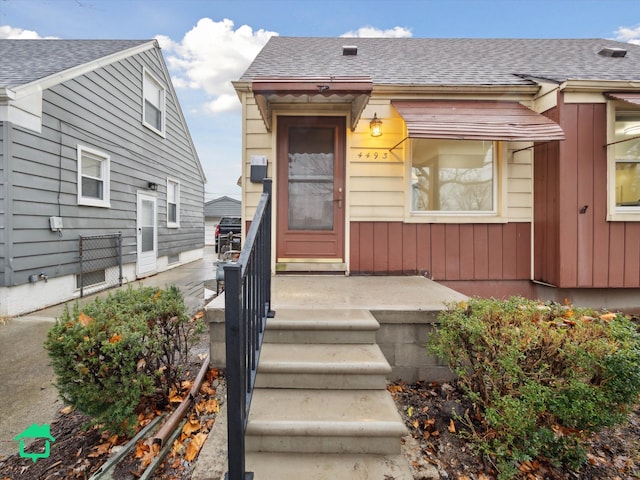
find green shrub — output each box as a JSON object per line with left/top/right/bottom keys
{"left": 429, "top": 296, "right": 640, "bottom": 478}
{"left": 45, "top": 285, "right": 202, "bottom": 435}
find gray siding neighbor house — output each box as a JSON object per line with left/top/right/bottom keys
{"left": 0, "top": 39, "right": 206, "bottom": 316}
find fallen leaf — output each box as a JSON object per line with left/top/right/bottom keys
{"left": 109, "top": 333, "right": 122, "bottom": 344}
{"left": 207, "top": 368, "right": 220, "bottom": 382}
{"left": 448, "top": 419, "right": 456, "bottom": 433}
{"left": 599, "top": 312, "right": 616, "bottom": 322}
{"left": 204, "top": 398, "right": 219, "bottom": 414}
{"left": 88, "top": 442, "right": 112, "bottom": 458}
{"left": 169, "top": 388, "right": 184, "bottom": 403}
{"left": 60, "top": 405, "right": 75, "bottom": 415}
{"left": 136, "top": 440, "right": 160, "bottom": 468}
{"left": 181, "top": 380, "right": 194, "bottom": 392}
{"left": 200, "top": 382, "right": 216, "bottom": 396}
{"left": 171, "top": 438, "right": 185, "bottom": 456}
{"left": 78, "top": 312, "right": 93, "bottom": 326}
{"left": 184, "top": 432, "right": 208, "bottom": 461}
{"left": 137, "top": 358, "right": 147, "bottom": 371}
{"left": 387, "top": 384, "right": 404, "bottom": 394}
{"left": 182, "top": 417, "right": 201, "bottom": 436}
{"left": 407, "top": 406, "right": 414, "bottom": 417}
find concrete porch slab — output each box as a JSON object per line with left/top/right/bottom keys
{"left": 271, "top": 275, "right": 467, "bottom": 311}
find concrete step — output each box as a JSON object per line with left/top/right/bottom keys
{"left": 246, "top": 388, "right": 406, "bottom": 455}
{"left": 256, "top": 343, "right": 391, "bottom": 389}
{"left": 264, "top": 309, "right": 379, "bottom": 344}
{"left": 246, "top": 452, "right": 414, "bottom": 480}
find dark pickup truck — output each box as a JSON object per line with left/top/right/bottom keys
{"left": 214, "top": 216, "right": 241, "bottom": 253}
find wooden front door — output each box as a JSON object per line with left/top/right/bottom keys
{"left": 276, "top": 116, "right": 346, "bottom": 261}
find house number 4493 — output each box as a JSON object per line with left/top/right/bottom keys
{"left": 357, "top": 151, "right": 388, "bottom": 160}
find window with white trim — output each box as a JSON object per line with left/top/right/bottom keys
{"left": 167, "top": 178, "right": 180, "bottom": 227}
{"left": 410, "top": 139, "right": 497, "bottom": 214}
{"left": 143, "top": 69, "right": 165, "bottom": 136}
{"left": 77, "top": 146, "right": 110, "bottom": 207}
{"left": 611, "top": 108, "right": 640, "bottom": 216}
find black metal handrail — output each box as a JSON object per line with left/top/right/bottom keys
{"left": 224, "top": 179, "right": 274, "bottom": 480}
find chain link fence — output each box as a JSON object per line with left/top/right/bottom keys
{"left": 79, "top": 233, "right": 123, "bottom": 297}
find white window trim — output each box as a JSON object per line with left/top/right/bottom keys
{"left": 77, "top": 145, "right": 111, "bottom": 208}
{"left": 142, "top": 67, "right": 166, "bottom": 137}
{"left": 607, "top": 100, "right": 640, "bottom": 221}
{"left": 404, "top": 139, "right": 506, "bottom": 223}
{"left": 167, "top": 178, "right": 180, "bottom": 228}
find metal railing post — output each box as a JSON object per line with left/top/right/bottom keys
{"left": 224, "top": 262, "right": 252, "bottom": 480}
{"left": 223, "top": 178, "right": 272, "bottom": 480}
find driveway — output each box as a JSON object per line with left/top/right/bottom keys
{"left": 0, "top": 247, "right": 217, "bottom": 460}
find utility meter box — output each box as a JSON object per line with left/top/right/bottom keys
{"left": 250, "top": 155, "right": 268, "bottom": 183}
{"left": 49, "top": 216, "right": 63, "bottom": 231}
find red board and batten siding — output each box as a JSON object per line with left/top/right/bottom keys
{"left": 350, "top": 222, "right": 531, "bottom": 280}
{"left": 534, "top": 96, "right": 640, "bottom": 288}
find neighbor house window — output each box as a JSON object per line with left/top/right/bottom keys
{"left": 611, "top": 109, "right": 640, "bottom": 216}
{"left": 411, "top": 139, "right": 497, "bottom": 214}
{"left": 143, "top": 69, "right": 165, "bottom": 136}
{"left": 77, "top": 146, "right": 110, "bottom": 207}
{"left": 167, "top": 178, "right": 180, "bottom": 227}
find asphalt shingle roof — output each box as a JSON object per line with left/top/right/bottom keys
{"left": 240, "top": 37, "right": 640, "bottom": 86}
{"left": 0, "top": 39, "right": 151, "bottom": 88}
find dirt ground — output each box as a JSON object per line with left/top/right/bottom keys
{"left": 1, "top": 376, "right": 638, "bottom": 480}
{"left": 390, "top": 380, "right": 640, "bottom": 480}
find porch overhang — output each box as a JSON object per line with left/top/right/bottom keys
{"left": 606, "top": 92, "right": 640, "bottom": 107}
{"left": 251, "top": 76, "right": 372, "bottom": 132}
{"left": 391, "top": 100, "right": 565, "bottom": 142}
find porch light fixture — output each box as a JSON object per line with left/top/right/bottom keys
{"left": 148, "top": 182, "right": 158, "bottom": 191}
{"left": 370, "top": 113, "right": 382, "bottom": 137}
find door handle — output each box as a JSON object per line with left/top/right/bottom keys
{"left": 333, "top": 188, "right": 343, "bottom": 208}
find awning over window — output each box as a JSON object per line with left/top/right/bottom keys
{"left": 606, "top": 92, "right": 640, "bottom": 107}
{"left": 391, "top": 100, "right": 565, "bottom": 142}
{"left": 252, "top": 76, "right": 372, "bottom": 131}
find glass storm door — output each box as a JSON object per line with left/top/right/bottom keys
{"left": 136, "top": 192, "right": 157, "bottom": 277}
{"left": 276, "top": 116, "right": 345, "bottom": 260}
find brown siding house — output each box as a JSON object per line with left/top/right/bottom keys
{"left": 234, "top": 38, "right": 640, "bottom": 311}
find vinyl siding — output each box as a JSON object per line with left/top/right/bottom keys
{"left": 4, "top": 46, "right": 204, "bottom": 286}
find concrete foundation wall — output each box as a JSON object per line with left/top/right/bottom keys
{"left": 206, "top": 295, "right": 455, "bottom": 384}
{"left": 372, "top": 310, "right": 455, "bottom": 384}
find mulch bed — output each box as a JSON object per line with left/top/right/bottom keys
{"left": 389, "top": 380, "right": 640, "bottom": 480}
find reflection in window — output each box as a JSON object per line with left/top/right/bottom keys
{"left": 411, "top": 139, "right": 495, "bottom": 213}
{"left": 288, "top": 127, "right": 334, "bottom": 230}
{"left": 167, "top": 179, "right": 180, "bottom": 227}
{"left": 614, "top": 111, "right": 640, "bottom": 209}
{"left": 143, "top": 69, "right": 165, "bottom": 135}
{"left": 78, "top": 146, "right": 110, "bottom": 207}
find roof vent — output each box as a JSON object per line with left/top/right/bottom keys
{"left": 342, "top": 45, "right": 358, "bottom": 56}
{"left": 598, "top": 47, "right": 627, "bottom": 58}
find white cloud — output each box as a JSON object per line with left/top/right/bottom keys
{"left": 0, "top": 25, "right": 57, "bottom": 39}
{"left": 341, "top": 26, "right": 413, "bottom": 38}
{"left": 614, "top": 24, "right": 640, "bottom": 45}
{"left": 158, "top": 18, "right": 277, "bottom": 114}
